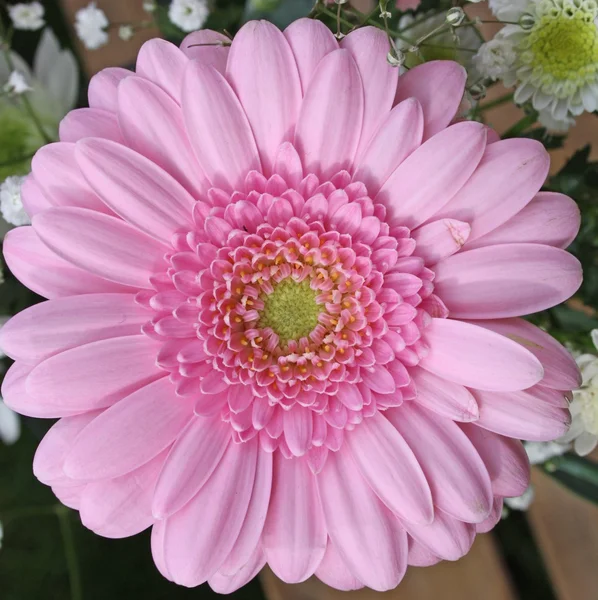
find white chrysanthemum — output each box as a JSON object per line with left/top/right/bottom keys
{"left": 74, "top": 2, "right": 109, "bottom": 50}
{"left": 488, "top": 0, "right": 529, "bottom": 21}
{"left": 485, "top": 0, "right": 598, "bottom": 129}
{"left": 168, "top": 0, "right": 209, "bottom": 33}
{"left": 559, "top": 330, "right": 598, "bottom": 456}
{"left": 3, "top": 70, "right": 31, "bottom": 95}
{"left": 0, "top": 176, "right": 30, "bottom": 226}
{"left": 524, "top": 440, "right": 569, "bottom": 465}
{"left": 0, "top": 398, "right": 21, "bottom": 446}
{"left": 504, "top": 485, "right": 535, "bottom": 511}
{"left": 473, "top": 37, "right": 517, "bottom": 80}
{"left": 8, "top": 2, "right": 45, "bottom": 31}
{"left": 396, "top": 11, "right": 482, "bottom": 77}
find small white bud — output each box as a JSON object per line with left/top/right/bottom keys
{"left": 142, "top": 0, "right": 157, "bottom": 11}
{"left": 380, "top": 10, "right": 392, "bottom": 18}
{"left": 519, "top": 13, "right": 536, "bottom": 30}
{"left": 446, "top": 7, "right": 466, "bottom": 26}
{"left": 387, "top": 48, "right": 405, "bottom": 67}
{"left": 3, "top": 71, "right": 31, "bottom": 95}
{"left": 118, "top": 25, "right": 134, "bottom": 41}
{"left": 334, "top": 0, "right": 349, "bottom": 4}
{"left": 469, "top": 82, "right": 487, "bottom": 101}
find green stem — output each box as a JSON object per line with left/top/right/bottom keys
{"left": 503, "top": 111, "right": 538, "bottom": 138}
{"left": 56, "top": 506, "right": 83, "bottom": 600}
{"left": 479, "top": 92, "right": 515, "bottom": 112}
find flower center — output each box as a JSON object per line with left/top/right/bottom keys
{"left": 258, "top": 278, "right": 322, "bottom": 345}
{"left": 521, "top": 2, "right": 598, "bottom": 91}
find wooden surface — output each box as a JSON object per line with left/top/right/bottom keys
{"left": 57, "top": 2, "right": 598, "bottom": 599}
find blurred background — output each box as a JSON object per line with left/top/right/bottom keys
{"left": 1, "top": 1, "right": 597, "bottom": 599}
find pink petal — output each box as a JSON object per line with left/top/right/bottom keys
{"left": 218, "top": 449, "right": 272, "bottom": 576}
{"left": 346, "top": 412, "right": 433, "bottom": 524}
{"left": 395, "top": 60, "right": 466, "bottom": 140}
{"left": 76, "top": 138, "right": 196, "bottom": 241}
{"left": 64, "top": 377, "right": 193, "bottom": 480}
{"left": 182, "top": 62, "right": 261, "bottom": 191}
{"left": 473, "top": 388, "right": 571, "bottom": 441}
{"left": 387, "top": 404, "right": 493, "bottom": 523}
{"left": 475, "top": 498, "right": 503, "bottom": 533}
{"left": 315, "top": 541, "right": 363, "bottom": 591}
{"left": 284, "top": 18, "right": 337, "bottom": 94}
{"left": 3, "top": 227, "right": 134, "bottom": 299}
{"left": 117, "top": 76, "right": 208, "bottom": 198}
{"left": 26, "top": 336, "right": 162, "bottom": 414}
{"left": 467, "top": 192, "right": 581, "bottom": 250}
{"left": 162, "top": 439, "right": 257, "bottom": 587}
{"left": 226, "top": 20, "right": 302, "bottom": 175}
{"left": 33, "top": 207, "right": 169, "bottom": 288}
{"left": 0, "top": 293, "right": 146, "bottom": 363}
{"left": 407, "top": 538, "right": 442, "bottom": 567}
{"left": 179, "top": 30, "right": 230, "bottom": 73}
{"left": 472, "top": 318, "right": 581, "bottom": 390}
{"left": 412, "top": 218, "right": 471, "bottom": 265}
{"left": 294, "top": 49, "right": 364, "bottom": 180}
{"left": 421, "top": 318, "right": 544, "bottom": 392}
{"left": 433, "top": 244, "right": 582, "bottom": 319}
{"left": 80, "top": 450, "right": 166, "bottom": 538}
{"left": 435, "top": 139, "right": 550, "bottom": 243}
{"left": 20, "top": 174, "right": 51, "bottom": 217}
{"left": 136, "top": 38, "right": 188, "bottom": 103}
{"left": 53, "top": 483, "right": 87, "bottom": 510}
{"left": 318, "top": 448, "right": 408, "bottom": 591}
{"left": 273, "top": 142, "right": 304, "bottom": 189}
{"left": 208, "top": 547, "right": 266, "bottom": 594}
{"left": 283, "top": 407, "right": 313, "bottom": 457}
{"left": 353, "top": 98, "right": 423, "bottom": 196}
{"left": 361, "top": 364, "right": 396, "bottom": 394}
{"left": 263, "top": 453, "right": 327, "bottom": 583}
{"left": 376, "top": 122, "right": 487, "bottom": 229}
{"left": 411, "top": 368, "right": 479, "bottom": 422}
{"left": 341, "top": 27, "right": 398, "bottom": 157}
{"left": 152, "top": 415, "right": 231, "bottom": 518}
{"left": 88, "top": 67, "right": 131, "bottom": 112}
{"left": 59, "top": 108, "right": 123, "bottom": 143}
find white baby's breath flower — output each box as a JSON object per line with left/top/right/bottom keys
{"left": 0, "top": 176, "right": 30, "bottom": 227}
{"left": 118, "top": 25, "right": 134, "bottom": 41}
{"left": 558, "top": 330, "right": 598, "bottom": 456}
{"left": 504, "top": 485, "right": 535, "bottom": 511}
{"left": 8, "top": 2, "right": 45, "bottom": 31}
{"left": 0, "top": 398, "right": 21, "bottom": 445}
{"left": 143, "top": 0, "right": 157, "bottom": 12}
{"left": 168, "top": 0, "right": 209, "bottom": 33}
{"left": 75, "top": 2, "right": 109, "bottom": 50}
{"left": 485, "top": 0, "right": 598, "bottom": 130}
{"left": 473, "top": 37, "right": 517, "bottom": 81}
{"left": 524, "top": 440, "right": 569, "bottom": 465}
{"left": 3, "top": 70, "right": 32, "bottom": 95}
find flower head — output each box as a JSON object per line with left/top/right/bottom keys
{"left": 0, "top": 176, "right": 30, "bottom": 226}
{"left": 472, "top": 37, "right": 517, "bottom": 81}
{"left": 168, "top": 0, "right": 209, "bottom": 32}
{"left": 481, "top": 0, "right": 598, "bottom": 128}
{"left": 8, "top": 2, "right": 45, "bottom": 31}
{"left": 1, "top": 21, "right": 582, "bottom": 593}
{"left": 74, "top": 2, "right": 109, "bottom": 50}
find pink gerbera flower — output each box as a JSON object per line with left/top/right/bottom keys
{"left": 0, "top": 19, "right": 582, "bottom": 593}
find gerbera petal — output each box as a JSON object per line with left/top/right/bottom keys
{"left": 0, "top": 293, "right": 147, "bottom": 362}
{"left": 26, "top": 335, "right": 163, "bottom": 414}
{"left": 136, "top": 39, "right": 188, "bottom": 103}
{"left": 151, "top": 522, "right": 172, "bottom": 581}
{"left": 433, "top": 244, "right": 582, "bottom": 319}
{"left": 20, "top": 174, "right": 51, "bottom": 216}
{"left": 467, "top": 192, "right": 581, "bottom": 250}
{"left": 436, "top": 139, "right": 550, "bottom": 242}
{"left": 353, "top": 98, "right": 423, "bottom": 195}
{"left": 394, "top": 60, "right": 467, "bottom": 140}
{"left": 387, "top": 404, "right": 493, "bottom": 523}
{"left": 341, "top": 27, "right": 398, "bottom": 157}
{"left": 182, "top": 62, "right": 261, "bottom": 191}
{"left": 208, "top": 547, "right": 266, "bottom": 594}
{"left": 411, "top": 368, "right": 479, "bottom": 422}
{"left": 88, "top": 67, "right": 131, "bottom": 112}
{"left": 346, "top": 412, "right": 434, "bottom": 524}
{"left": 284, "top": 18, "right": 337, "bottom": 94}
{"left": 475, "top": 498, "right": 503, "bottom": 534}
{"left": 33, "top": 207, "right": 169, "bottom": 288}
{"left": 318, "top": 448, "right": 408, "bottom": 591}
{"left": 179, "top": 30, "right": 230, "bottom": 73}
{"left": 76, "top": 138, "right": 196, "bottom": 241}
{"left": 376, "top": 121, "right": 487, "bottom": 229}
{"left": 421, "top": 318, "right": 543, "bottom": 392}
{"left": 407, "top": 538, "right": 442, "bottom": 567}
{"left": 80, "top": 451, "right": 166, "bottom": 539}
{"left": 117, "top": 76, "right": 208, "bottom": 198}
{"left": 412, "top": 218, "right": 471, "bottom": 265}
{"left": 3, "top": 227, "right": 134, "bottom": 298}
{"left": 294, "top": 49, "right": 364, "bottom": 180}
{"left": 226, "top": 20, "right": 302, "bottom": 175}
{"left": 162, "top": 439, "right": 257, "bottom": 587}
{"left": 152, "top": 415, "right": 231, "bottom": 518}
{"left": 472, "top": 318, "right": 581, "bottom": 390}
{"left": 283, "top": 406, "right": 313, "bottom": 457}
{"left": 263, "top": 453, "right": 327, "bottom": 583}
{"left": 64, "top": 376, "right": 193, "bottom": 480}
{"left": 59, "top": 108, "right": 123, "bottom": 143}
{"left": 52, "top": 483, "right": 87, "bottom": 510}
{"left": 315, "top": 540, "right": 364, "bottom": 591}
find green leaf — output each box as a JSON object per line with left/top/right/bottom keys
{"left": 244, "top": 0, "right": 315, "bottom": 28}
{"left": 543, "top": 454, "right": 598, "bottom": 505}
